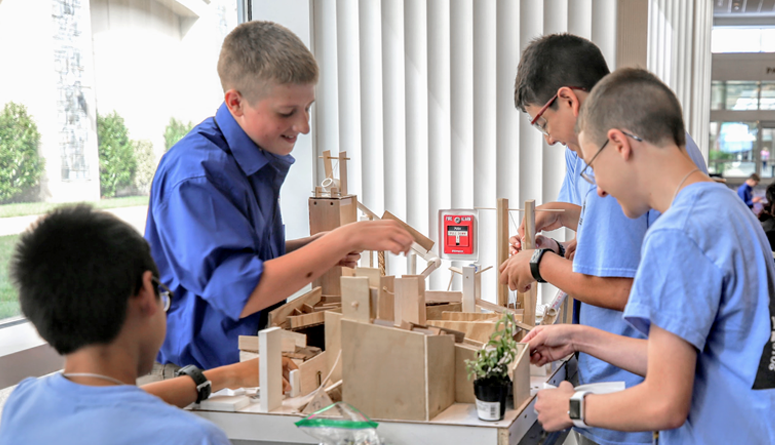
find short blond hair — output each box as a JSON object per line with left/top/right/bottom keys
{"left": 217, "top": 21, "right": 318, "bottom": 101}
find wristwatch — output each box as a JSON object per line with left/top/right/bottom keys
{"left": 530, "top": 248, "right": 553, "bottom": 283}
{"left": 568, "top": 390, "right": 590, "bottom": 428}
{"left": 552, "top": 238, "right": 566, "bottom": 258}
{"left": 176, "top": 365, "right": 212, "bottom": 403}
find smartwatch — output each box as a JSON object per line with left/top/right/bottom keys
{"left": 530, "top": 248, "right": 553, "bottom": 283}
{"left": 569, "top": 390, "right": 590, "bottom": 428}
{"left": 176, "top": 365, "right": 212, "bottom": 403}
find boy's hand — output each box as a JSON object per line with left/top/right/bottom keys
{"left": 510, "top": 234, "right": 557, "bottom": 255}
{"left": 535, "top": 381, "right": 574, "bottom": 431}
{"left": 498, "top": 249, "right": 535, "bottom": 292}
{"left": 517, "top": 203, "right": 567, "bottom": 242}
{"left": 337, "top": 252, "right": 362, "bottom": 268}
{"left": 341, "top": 220, "right": 413, "bottom": 255}
{"left": 229, "top": 357, "right": 298, "bottom": 393}
{"left": 564, "top": 238, "right": 577, "bottom": 260}
{"left": 522, "top": 324, "right": 577, "bottom": 366}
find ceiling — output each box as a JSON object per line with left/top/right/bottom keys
{"left": 714, "top": 0, "right": 775, "bottom": 25}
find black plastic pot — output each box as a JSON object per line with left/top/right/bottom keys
{"left": 473, "top": 378, "right": 509, "bottom": 421}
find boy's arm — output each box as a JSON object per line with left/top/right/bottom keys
{"left": 142, "top": 358, "right": 297, "bottom": 408}
{"left": 511, "top": 202, "right": 582, "bottom": 252}
{"left": 535, "top": 325, "right": 696, "bottom": 432}
{"left": 240, "top": 221, "right": 412, "bottom": 318}
{"left": 499, "top": 252, "right": 632, "bottom": 310}
{"left": 285, "top": 232, "right": 325, "bottom": 253}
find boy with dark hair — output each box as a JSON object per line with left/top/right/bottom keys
{"left": 737, "top": 172, "right": 762, "bottom": 209}
{"left": 526, "top": 67, "right": 775, "bottom": 444}
{"left": 500, "top": 33, "right": 707, "bottom": 445}
{"left": 145, "top": 20, "right": 413, "bottom": 373}
{"left": 0, "top": 205, "right": 295, "bottom": 444}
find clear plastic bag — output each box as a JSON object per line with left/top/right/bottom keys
{"left": 295, "top": 402, "right": 383, "bottom": 445}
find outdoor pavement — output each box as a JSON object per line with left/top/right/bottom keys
{"left": 0, "top": 206, "right": 149, "bottom": 237}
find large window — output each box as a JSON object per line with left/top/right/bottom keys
{"left": 712, "top": 27, "right": 775, "bottom": 53}
{"left": 710, "top": 81, "right": 775, "bottom": 111}
{"left": 0, "top": 0, "right": 239, "bottom": 324}
{"left": 709, "top": 121, "right": 758, "bottom": 177}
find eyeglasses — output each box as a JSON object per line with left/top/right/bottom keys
{"left": 580, "top": 131, "right": 643, "bottom": 185}
{"left": 151, "top": 277, "right": 173, "bottom": 312}
{"left": 529, "top": 86, "right": 587, "bottom": 136}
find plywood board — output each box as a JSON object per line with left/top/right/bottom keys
{"left": 425, "top": 303, "right": 462, "bottom": 321}
{"left": 442, "top": 312, "right": 499, "bottom": 321}
{"left": 298, "top": 351, "right": 327, "bottom": 397}
{"left": 394, "top": 276, "right": 425, "bottom": 325}
{"left": 377, "top": 275, "right": 395, "bottom": 321}
{"left": 340, "top": 276, "right": 371, "bottom": 322}
{"left": 454, "top": 343, "right": 479, "bottom": 403}
{"left": 381, "top": 210, "right": 435, "bottom": 252}
{"left": 426, "top": 320, "right": 496, "bottom": 344}
{"left": 354, "top": 267, "right": 381, "bottom": 287}
{"left": 425, "top": 334, "right": 456, "bottom": 420}
{"left": 258, "top": 327, "right": 283, "bottom": 412}
{"left": 425, "top": 290, "right": 462, "bottom": 304}
{"left": 324, "top": 311, "right": 343, "bottom": 382}
{"left": 511, "top": 343, "right": 531, "bottom": 410}
{"left": 268, "top": 287, "right": 322, "bottom": 328}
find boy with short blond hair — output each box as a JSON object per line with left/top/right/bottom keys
{"left": 145, "top": 21, "right": 412, "bottom": 372}
{"left": 526, "top": 67, "right": 775, "bottom": 444}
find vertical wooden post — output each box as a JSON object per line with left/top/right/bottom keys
{"left": 322, "top": 150, "right": 333, "bottom": 179}
{"left": 496, "top": 198, "right": 509, "bottom": 307}
{"left": 522, "top": 200, "right": 537, "bottom": 326}
{"left": 462, "top": 266, "right": 476, "bottom": 313}
{"left": 338, "top": 151, "right": 348, "bottom": 195}
{"left": 259, "top": 327, "right": 283, "bottom": 412}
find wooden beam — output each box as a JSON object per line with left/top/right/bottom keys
{"left": 425, "top": 290, "right": 462, "bottom": 304}
{"left": 496, "top": 198, "right": 509, "bottom": 306}
{"left": 258, "top": 327, "right": 283, "bottom": 412}
{"left": 381, "top": 210, "right": 435, "bottom": 252}
{"left": 338, "top": 151, "right": 348, "bottom": 195}
{"left": 442, "top": 312, "right": 498, "bottom": 321}
{"left": 462, "top": 266, "right": 476, "bottom": 313}
{"left": 377, "top": 275, "right": 395, "bottom": 321}
{"left": 321, "top": 149, "right": 333, "bottom": 179}
{"left": 425, "top": 302, "right": 462, "bottom": 321}
{"left": 426, "top": 320, "right": 497, "bottom": 344}
{"left": 521, "top": 200, "right": 537, "bottom": 326}
{"left": 288, "top": 311, "right": 325, "bottom": 329}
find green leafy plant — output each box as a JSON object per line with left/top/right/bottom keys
{"left": 164, "top": 117, "right": 194, "bottom": 151}
{"left": 466, "top": 313, "right": 520, "bottom": 383}
{"left": 132, "top": 139, "right": 157, "bottom": 195}
{"left": 0, "top": 102, "right": 45, "bottom": 203}
{"left": 97, "top": 111, "right": 137, "bottom": 198}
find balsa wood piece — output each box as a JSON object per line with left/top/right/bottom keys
{"left": 341, "top": 276, "right": 371, "bottom": 322}
{"left": 198, "top": 394, "right": 251, "bottom": 412}
{"left": 426, "top": 320, "right": 496, "bottom": 344}
{"left": 338, "top": 151, "right": 348, "bottom": 195}
{"left": 442, "top": 312, "right": 498, "bottom": 321}
{"left": 462, "top": 266, "right": 476, "bottom": 313}
{"left": 381, "top": 210, "right": 435, "bottom": 252}
{"left": 258, "top": 327, "right": 283, "bottom": 413}
{"left": 288, "top": 311, "right": 325, "bottom": 329}
{"left": 321, "top": 149, "right": 333, "bottom": 179}
{"left": 519, "top": 199, "right": 537, "bottom": 326}
{"left": 309, "top": 196, "right": 358, "bottom": 295}
{"left": 377, "top": 275, "right": 395, "bottom": 321}
{"left": 354, "top": 267, "right": 381, "bottom": 287}
{"left": 394, "top": 276, "right": 426, "bottom": 325}
{"left": 239, "top": 331, "right": 306, "bottom": 354}
{"left": 289, "top": 369, "right": 300, "bottom": 398}
{"left": 268, "top": 286, "right": 322, "bottom": 327}
{"left": 425, "top": 290, "right": 462, "bottom": 304}
{"left": 510, "top": 343, "right": 531, "bottom": 410}
{"left": 324, "top": 311, "right": 343, "bottom": 382}
{"left": 425, "top": 302, "right": 462, "bottom": 320}
{"left": 454, "top": 343, "right": 479, "bottom": 403}
{"left": 341, "top": 319, "right": 455, "bottom": 421}
{"left": 496, "top": 198, "right": 509, "bottom": 307}
{"left": 298, "top": 351, "right": 327, "bottom": 397}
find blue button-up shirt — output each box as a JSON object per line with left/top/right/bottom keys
{"left": 737, "top": 182, "right": 754, "bottom": 208}
{"left": 145, "top": 103, "right": 294, "bottom": 369}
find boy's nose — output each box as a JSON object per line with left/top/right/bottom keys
{"left": 295, "top": 113, "right": 311, "bottom": 134}
{"left": 544, "top": 134, "right": 557, "bottom": 146}
{"left": 597, "top": 186, "right": 608, "bottom": 198}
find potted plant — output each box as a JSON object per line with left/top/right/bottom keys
{"left": 465, "top": 313, "right": 519, "bottom": 421}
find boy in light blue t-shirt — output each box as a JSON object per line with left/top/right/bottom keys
{"left": 525, "top": 68, "right": 775, "bottom": 444}
{"left": 0, "top": 205, "right": 295, "bottom": 444}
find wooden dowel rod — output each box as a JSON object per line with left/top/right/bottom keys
{"left": 474, "top": 207, "right": 565, "bottom": 212}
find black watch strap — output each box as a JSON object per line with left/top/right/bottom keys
{"left": 552, "top": 238, "right": 566, "bottom": 258}
{"left": 530, "top": 248, "right": 552, "bottom": 283}
{"left": 176, "top": 365, "right": 211, "bottom": 403}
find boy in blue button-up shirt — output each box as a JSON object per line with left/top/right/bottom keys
{"left": 145, "top": 21, "right": 413, "bottom": 371}
{"left": 526, "top": 67, "right": 775, "bottom": 445}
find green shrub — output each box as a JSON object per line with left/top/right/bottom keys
{"left": 97, "top": 111, "right": 137, "bottom": 197}
{"left": 0, "top": 102, "right": 45, "bottom": 203}
{"left": 133, "top": 139, "right": 157, "bottom": 195}
{"left": 164, "top": 117, "right": 194, "bottom": 151}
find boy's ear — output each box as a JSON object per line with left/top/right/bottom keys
{"left": 558, "top": 87, "right": 583, "bottom": 117}
{"left": 133, "top": 270, "right": 159, "bottom": 317}
{"left": 224, "top": 89, "right": 245, "bottom": 117}
{"left": 608, "top": 129, "right": 633, "bottom": 161}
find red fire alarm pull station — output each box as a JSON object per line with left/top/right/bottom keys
{"left": 438, "top": 209, "right": 479, "bottom": 261}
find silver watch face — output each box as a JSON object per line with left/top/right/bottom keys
{"left": 531, "top": 248, "right": 543, "bottom": 263}
{"left": 569, "top": 398, "right": 582, "bottom": 420}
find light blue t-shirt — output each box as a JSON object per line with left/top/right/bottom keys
{"left": 0, "top": 373, "right": 230, "bottom": 445}
{"left": 624, "top": 182, "right": 775, "bottom": 444}
{"left": 556, "top": 133, "right": 707, "bottom": 445}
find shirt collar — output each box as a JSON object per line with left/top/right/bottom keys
{"left": 215, "top": 102, "right": 295, "bottom": 177}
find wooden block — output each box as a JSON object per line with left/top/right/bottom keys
{"left": 442, "top": 312, "right": 498, "bottom": 321}
{"left": 425, "top": 302, "right": 462, "bottom": 320}
{"left": 239, "top": 331, "right": 306, "bottom": 354}
{"left": 320, "top": 295, "right": 341, "bottom": 304}
{"left": 511, "top": 343, "right": 531, "bottom": 410}
{"left": 281, "top": 336, "right": 297, "bottom": 352}
{"left": 381, "top": 210, "right": 435, "bottom": 252}
{"left": 309, "top": 196, "right": 358, "bottom": 295}
{"left": 268, "top": 286, "right": 322, "bottom": 327}
{"left": 301, "top": 303, "right": 315, "bottom": 313}
{"left": 496, "top": 198, "right": 509, "bottom": 306}
{"left": 454, "top": 343, "right": 479, "bottom": 403}
{"left": 395, "top": 276, "right": 426, "bottom": 325}
{"left": 377, "top": 275, "right": 395, "bottom": 321}
{"left": 341, "top": 276, "right": 372, "bottom": 322}
{"left": 426, "top": 320, "right": 497, "bottom": 344}
{"left": 425, "top": 290, "right": 462, "bottom": 304}
{"left": 288, "top": 311, "right": 325, "bottom": 329}
{"left": 462, "top": 266, "right": 476, "bottom": 313}
{"left": 239, "top": 351, "right": 259, "bottom": 362}
{"left": 341, "top": 319, "right": 454, "bottom": 421}
{"left": 298, "top": 350, "right": 328, "bottom": 397}
{"left": 354, "top": 267, "right": 382, "bottom": 287}
{"left": 289, "top": 369, "right": 300, "bottom": 398}
{"left": 238, "top": 335, "right": 259, "bottom": 353}
{"left": 259, "top": 327, "right": 283, "bottom": 412}
{"left": 324, "top": 311, "right": 343, "bottom": 382}
{"left": 198, "top": 394, "right": 251, "bottom": 412}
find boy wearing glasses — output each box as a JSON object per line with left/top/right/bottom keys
{"left": 0, "top": 205, "right": 296, "bottom": 444}
{"left": 526, "top": 67, "right": 775, "bottom": 445}
{"left": 144, "top": 21, "right": 413, "bottom": 374}
{"left": 499, "top": 34, "right": 706, "bottom": 445}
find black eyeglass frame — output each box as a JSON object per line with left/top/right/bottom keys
{"left": 580, "top": 131, "right": 643, "bottom": 185}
